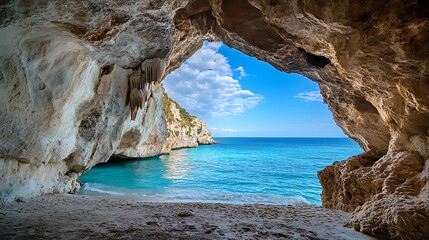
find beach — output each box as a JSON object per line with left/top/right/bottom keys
{"left": 0, "top": 194, "right": 375, "bottom": 240}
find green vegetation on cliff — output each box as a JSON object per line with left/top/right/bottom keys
{"left": 162, "top": 92, "right": 196, "bottom": 136}
{"left": 162, "top": 92, "right": 175, "bottom": 123}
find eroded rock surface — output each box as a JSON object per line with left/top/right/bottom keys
{"left": 0, "top": 0, "right": 181, "bottom": 203}
{"left": 0, "top": 0, "right": 428, "bottom": 238}
{"left": 319, "top": 151, "right": 428, "bottom": 239}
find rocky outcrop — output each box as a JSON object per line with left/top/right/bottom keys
{"left": 0, "top": 0, "right": 427, "bottom": 238}
{"left": 113, "top": 91, "right": 215, "bottom": 158}
{"left": 318, "top": 151, "right": 428, "bottom": 239}
{"left": 161, "top": 93, "right": 215, "bottom": 153}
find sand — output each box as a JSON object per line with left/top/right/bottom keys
{"left": 0, "top": 194, "right": 376, "bottom": 240}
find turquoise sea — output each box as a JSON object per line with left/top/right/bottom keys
{"left": 79, "top": 137, "right": 362, "bottom": 205}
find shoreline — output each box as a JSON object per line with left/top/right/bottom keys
{"left": 0, "top": 194, "right": 375, "bottom": 240}
{"left": 109, "top": 140, "right": 216, "bottom": 162}
{"left": 77, "top": 183, "right": 313, "bottom": 205}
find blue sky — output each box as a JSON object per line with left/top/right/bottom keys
{"left": 163, "top": 42, "right": 346, "bottom": 137}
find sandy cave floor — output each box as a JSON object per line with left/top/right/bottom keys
{"left": 0, "top": 194, "right": 376, "bottom": 240}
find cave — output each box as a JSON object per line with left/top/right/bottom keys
{"left": 78, "top": 40, "right": 359, "bottom": 210}
{"left": 0, "top": 0, "right": 428, "bottom": 239}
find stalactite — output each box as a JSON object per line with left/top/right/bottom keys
{"left": 142, "top": 58, "right": 166, "bottom": 84}
{"left": 130, "top": 88, "right": 144, "bottom": 120}
{"left": 129, "top": 67, "right": 142, "bottom": 89}
{"left": 128, "top": 58, "right": 165, "bottom": 120}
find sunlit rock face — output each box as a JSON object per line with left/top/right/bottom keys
{"left": 0, "top": 0, "right": 428, "bottom": 238}
{"left": 160, "top": 93, "right": 215, "bottom": 154}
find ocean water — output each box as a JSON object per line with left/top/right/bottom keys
{"left": 78, "top": 137, "right": 362, "bottom": 205}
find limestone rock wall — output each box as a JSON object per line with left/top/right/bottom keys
{"left": 0, "top": 24, "right": 131, "bottom": 202}
{"left": 160, "top": 93, "right": 215, "bottom": 153}
{"left": 112, "top": 83, "right": 169, "bottom": 159}
{"left": 0, "top": 0, "right": 184, "bottom": 203}
{"left": 0, "top": 0, "right": 428, "bottom": 238}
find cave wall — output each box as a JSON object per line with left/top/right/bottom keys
{"left": 204, "top": 1, "right": 428, "bottom": 238}
{"left": 0, "top": 0, "right": 183, "bottom": 203}
{"left": 0, "top": 0, "right": 428, "bottom": 238}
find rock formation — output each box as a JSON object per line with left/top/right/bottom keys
{"left": 160, "top": 93, "right": 215, "bottom": 153}
{"left": 129, "top": 58, "right": 165, "bottom": 120}
{"left": 113, "top": 91, "right": 215, "bottom": 158}
{"left": 0, "top": 0, "right": 427, "bottom": 238}
{"left": 112, "top": 82, "right": 169, "bottom": 159}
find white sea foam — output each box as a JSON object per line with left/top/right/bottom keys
{"left": 150, "top": 189, "right": 309, "bottom": 205}
{"left": 80, "top": 183, "right": 127, "bottom": 196}
{"left": 80, "top": 183, "right": 309, "bottom": 205}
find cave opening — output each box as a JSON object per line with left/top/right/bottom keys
{"left": 78, "top": 41, "right": 363, "bottom": 205}
{"left": 76, "top": 0, "right": 379, "bottom": 207}
{"left": 0, "top": 0, "right": 426, "bottom": 238}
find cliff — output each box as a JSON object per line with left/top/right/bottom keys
{"left": 161, "top": 93, "right": 215, "bottom": 153}
{"left": 112, "top": 91, "right": 215, "bottom": 159}
{"left": 0, "top": 0, "right": 427, "bottom": 238}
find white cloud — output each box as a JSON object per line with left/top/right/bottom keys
{"left": 295, "top": 91, "right": 323, "bottom": 102}
{"left": 163, "top": 42, "right": 263, "bottom": 118}
{"left": 210, "top": 127, "right": 243, "bottom": 133}
{"left": 235, "top": 66, "right": 247, "bottom": 79}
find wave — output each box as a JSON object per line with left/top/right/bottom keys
{"left": 80, "top": 183, "right": 309, "bottom": 205}
{"left": 80, "top": 183, "right": 127, "bottom": 196}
